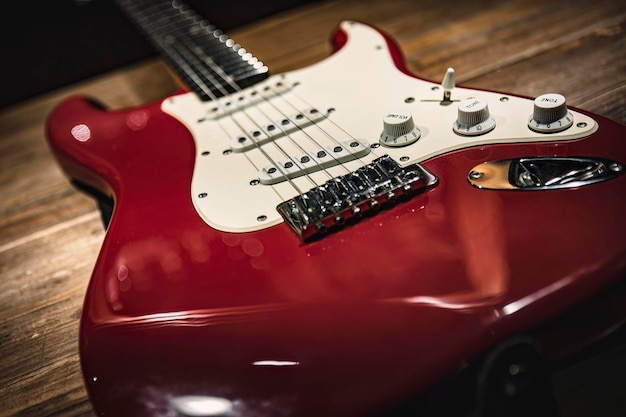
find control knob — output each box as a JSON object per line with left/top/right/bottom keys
{"left": 528, "top": 93, "right": 573, "bottom": 133}
{"left": 379, "top": 112, "right": 421, "bottom": 147}
{"left": 453, "top": 97, "right": 496, "bottom": 136}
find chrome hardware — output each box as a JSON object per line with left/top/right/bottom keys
{"left": 468, "top": 170, "right": 484, "bottom": 180}
{"left": 277, "top": 155, "right": 438, "bottom": 240}
{"left": 468, "top": 157, "right": 624, "bottom": 190}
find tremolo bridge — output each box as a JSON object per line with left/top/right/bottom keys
{"left": 277, "top": 155, "right": 438, "bottom": 240}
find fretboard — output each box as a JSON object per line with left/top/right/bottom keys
{"left": 115, "top": 0, "right": 269, "bottom": 101}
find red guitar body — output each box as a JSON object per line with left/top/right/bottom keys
{"left": 46, "top": 19, "right": 626, "bottom": 417}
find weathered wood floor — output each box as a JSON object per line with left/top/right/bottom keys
{"left": 1, "top": 0, "right": 624, "bottom": 415}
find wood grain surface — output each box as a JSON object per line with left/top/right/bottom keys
{"left": 1, "top": 0, "right": 624, "bottom": 416}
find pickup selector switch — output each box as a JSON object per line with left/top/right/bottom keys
{"left": 453, "top": 97, "right": 496, "bottom": 136}
{"left": 528, "top": 93, "right": 573, "bottom": 133}
{"left": 380, "top": 112, "right": 421, "bottom": 147}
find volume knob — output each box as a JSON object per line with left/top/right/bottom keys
{"left": 453, "top": 97, "right": 496, "bottom": 136}
{"left": 528, "top": 93, "right": 573, "bottom": 133}
{"left": 380, "top": 112, "right": 421, "bottom": 147}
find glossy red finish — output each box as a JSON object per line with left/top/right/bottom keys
{"left": 46, "top": 24, "right": 626, "bottom": 417}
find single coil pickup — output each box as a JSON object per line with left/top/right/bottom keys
{"left": 230, "top": 108, "right": 327, "bottom": 152}
{"left": 276, "top": 155, "right": 438, "bottom": 241}
{"left": 258, "top": 140, "right": 370, "bottom": 185}
{"left": 200, "top": 81, "right": 291, "bottom": 121}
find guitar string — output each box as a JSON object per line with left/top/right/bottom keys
{"left": 173, "top": 33, "right": 364, "bottom": 186}
{"left": 134, "top": 1, "right": 321, "bottom": 195}
{"left": 128, "top": 0, "right": 383, "bottom": 199}
{"left": 120, "top": 1, "right": 249, "bottom": 92}
{"left": 260, "top": 84, "right": 386, "bottom": 171}
{"left": 157, "top": 0, "right": 374, "bottom": 184}
{"left": 125, "top": 1, "right": 310, "bottom": 195}
{"left": 161, "top": 0, "right": 388, "bottom": 175}
{"left": 131, "top": 0, "right": 367, "bottom": 185}
{"left": 174, "top": 32, "right": 380, "bottom": 187}
{"left": 193, "top": 49, "right": 368, "bottom": 186}
{"left": 170, "top": 40, "right": 318, "bottom": 193}
{"left": 256, "top": 83, "right": 381, "bottom": 172}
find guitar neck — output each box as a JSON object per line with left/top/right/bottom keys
{"left": 115, "top": 0, "right": 269, "bottom": 100}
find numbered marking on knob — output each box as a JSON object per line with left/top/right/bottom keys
{"left": 528, "top": 93, "right": 573, "bottom": 133}
{"left": 380, "top": 112, "right": 421, "bottom": 147}
{"left": 453, "top": 98, "right": 496, "bottom": 136}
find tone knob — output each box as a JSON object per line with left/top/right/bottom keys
{"left": 528, "top": 93, "right": 573, "bottom": 133}
{"left": 453, "top": 97, "right": 496, "bottom": 136}
{"left": 379, "top": 112, "right": 421, "bottom": 147}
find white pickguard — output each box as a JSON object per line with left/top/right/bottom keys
{"left": 162, "top": 21, "right": 597, "bottom": 234}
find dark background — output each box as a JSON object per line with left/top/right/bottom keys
{"left": 1, "top": 0, "right": 314, "bottom": 109}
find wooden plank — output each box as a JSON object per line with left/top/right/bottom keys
{"left": 0, "top": 219, "right": 102, "bottom": 417}
{"left": 467, "top": 20, "right": 626, "bottom": 123}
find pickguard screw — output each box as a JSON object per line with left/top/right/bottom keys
{"left": 577, "top": 122, "right": 587, "bottom": 128}
{"left": 405, "top": 97, "right": 415, "bottom": 103}
{"left": 223, "top": 149, "right": 232, "bottom": 155}
{"left": 257, "top": 215, "right": 267, "bottom": 222}
{"left": 500, "top": 96, "right": 509, "bottom": 102}
{"left": 400, "top": 156, "right": 409, "bottom": 162}
{"left": 469, "top": 171, "right": 484, "bottom": 180}
{"left": 198, "top": 193, "right": 208, "bottom": 198}
{"left": 250, "top": 179, "right": 260, "bottom": 186}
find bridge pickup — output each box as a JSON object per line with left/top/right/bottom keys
{"left": 230, "top": 107, "right": 327, "bottom": 152}
{"left": 276, "top": 155, "right": 438, "bottom": 241}
{"left": 259, "top": 140, "right": 370, "bottom": 185}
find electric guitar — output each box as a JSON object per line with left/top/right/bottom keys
{"left": 46, "top": 1, "right": 626, "bottom": 416}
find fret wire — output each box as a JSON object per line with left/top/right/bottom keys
{"left": 117, "top": 0, "right": 267, "bottom": 99}
{"left": 162, "top": 45, "right": 221, "bottom": 100}
{"left": 130, "top": 3, "right": 236, "bottom": 60}
{"left": 181, "top": 41, "right": 243, "bottom": 92}
{"left": 119, "top": 0, "right": 236, "bottom": 100}
{"left": 173, "top": 40, "right": 234, "bottom": 97}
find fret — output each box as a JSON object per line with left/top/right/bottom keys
{"left": 130, "top": 2, "right": 257, "bottom": 75}
{"left": 169, "top": 40, "right": 237, "bottom": 98}
{"left": 115, "top": 0, "right": 269, "bottom": 100}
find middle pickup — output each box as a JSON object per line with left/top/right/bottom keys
{"left": 229, "top": 108, "right": 328, "bottom": 152}
{"left": 258, "top": 139, "right": 371, "bottom": 185}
